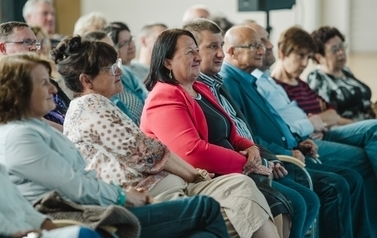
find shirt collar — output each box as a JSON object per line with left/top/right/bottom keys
{"left": 223, "top": 61, "right": 257, "bottom": 85}
{"left": 199, "top": 72, "right": 223, "bottom": 86}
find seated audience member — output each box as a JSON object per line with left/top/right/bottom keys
{"left": 56, "top": 34, "right": 278, "bottom": 238}
{"left": 137, "top": 28, "right": 280, "bottom": 238}
{"left": 22, "top": 0, "right": 61, "bottom": 48}
{"left": 83, "top": 30, "right": 142, "bottom": 123}
{"left": 0, "top": 52, "right": 230, "bottom": 238}
{"left": 73, "top": 12, "right": 108, "bottom": 36}
{"left": 103, "top": 22, "right": 149, "bottom": 93}
{"left": 308, "top": 26, "right": 376, "bottom": 121}
{"left": 183, "top": 18, "right": 319, "bottom": 238}
{"left": 30, "top": 25, "right": 74, "bottom": 99}
{"left": 140, "top": 25, "right": 291, "bottom": 238}
{"left": 182, "top": 4, "right": 210, "bottom": 24}
{"left": 270, "top": 26, "right": 377, "bottom": 186}
{"left": 0, "top": 21, "right": 69, "bottom": 130}
{"left": 135, "top": 23, "right": 168, "bottom": 83}
{"left": 82, "top": 29, "right": 145, "bottom": 123}
{"left": 218, "top": 24, "right": 371, "bottom": 238}
{"left": 0, "top": 163, "right": 101, "bottom": 238}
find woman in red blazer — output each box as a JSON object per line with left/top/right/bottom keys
{"left": 141, "top": 37, "right": 270, "bottom": 177}
{"left": 140, "top": 28, "right": 280, "bottom": 238}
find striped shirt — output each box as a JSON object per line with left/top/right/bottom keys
{"left": 275, "top": 78, "right": 334, "bottom": 115}
{"left": 198, "top": 73, "right": 254, "bottom": 142}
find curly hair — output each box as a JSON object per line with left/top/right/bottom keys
{"left": 50, "top": 35, "right": 117, "bottom": 94}
{"left": 0, "top": 53, "right": 52, "bottom": 123}
{"left": 278, "top": 26, "right": 316, "bottom": 56}
{"left": 311, "top": 26, "right": 345, "bottom": 63}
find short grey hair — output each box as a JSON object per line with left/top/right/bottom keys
{"left": 22, "top": 0, "right": 53, "bottom": 21}
{"left": 0, "top": 21, "right": 30, "bottom": 42}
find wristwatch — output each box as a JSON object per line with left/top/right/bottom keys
{"left": 194, "top": 169, "right": 209, "bottom": 183}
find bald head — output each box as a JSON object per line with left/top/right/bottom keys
{"left": 224, "top": 26, "right": 265, "bottom": 73}
{"left": 224, "top": 26, "right": 257, "bottom": 51}
{"left": 182, "top": 5, "right": 210, "bottom": 24}
{"left": 240, "top": 21, "right": 275, "bottom": 70}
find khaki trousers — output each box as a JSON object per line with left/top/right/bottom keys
{"left": 150, "top": 173, "right": 272, "bottom": 238}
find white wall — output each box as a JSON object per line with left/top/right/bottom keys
{"left": 81, "top": 0, "right": 319, "bottom": 51}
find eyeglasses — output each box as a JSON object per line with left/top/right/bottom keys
{"left": 328, "top": 42, "right": 347, "bottom": 54}
{"left": 234, "top": 43, "right": 266, "bottom": 51}
{"left": 116, "top": 36, "right": 133, "bottom": 49}
{"left": 5, "top": 39, "right": 41, "bottom": 50}
{"left": 102, "top": 58, "right": 123, "bottom": 76}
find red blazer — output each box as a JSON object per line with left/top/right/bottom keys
{"left": 140, "top": 81, "right": 254, "bottom": 174}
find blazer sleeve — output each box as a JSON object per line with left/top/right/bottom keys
{"left": 141, "top": 88, "right": 247, "bottom": 175}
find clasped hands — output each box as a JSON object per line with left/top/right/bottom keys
{"left": 239, "top": 145, "right": 287, "bottom": 179}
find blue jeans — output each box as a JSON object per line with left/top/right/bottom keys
{"left": 316, "top": 120, "right": 377, "bottom": 237}
{"left": 292, "top": 160, "right": 371, "bottom": 238}
{"left": 129, "top": 195, "right": 229, "bottom": 238}
{"left": 323, "top": 119, "right": 377, "bottom": 177}
{"left": 274, "top": 168, "right": 320, "bottom": 238}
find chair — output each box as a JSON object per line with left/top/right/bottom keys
{"left": 276, "top": 155, "right": 318, "bottom": 238}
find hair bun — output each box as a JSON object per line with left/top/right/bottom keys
{"left": 51, "top": 36, "right": 83, "bottom": 64}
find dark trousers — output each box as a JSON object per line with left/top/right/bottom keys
{"left": 275, "top": 169, "right": 320, "bottom": 238}
{"left": 288, "top": 159, "right": 371, "bottom": 238}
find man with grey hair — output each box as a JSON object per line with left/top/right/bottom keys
{"left": 183, "top": 18, "right": 320, "bottom": 238}
{"left": 23, "top": 0, "right": 55, "bottom": 36}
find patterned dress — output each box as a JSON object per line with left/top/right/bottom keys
{"left": 64, "top": 93, "right": 169, "bottom": 191}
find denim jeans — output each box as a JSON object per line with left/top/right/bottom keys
{"left": 315, "top": 120, "right": 377, "bottom": 237}
{"left": 323, "top": 119, "right": 377, "bottom": 175}
{"left": 129, "top": 195, "right": 229, "bottom": 238}
{"left": 274, "top": 167, "right": 320, "bottom": 238}
{"left": 291, "top": 160, "right": 371, "bottom": 238}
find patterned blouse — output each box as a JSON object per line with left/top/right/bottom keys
{"left": 307, "top": 68, "right": 375, "bottom": 120}
{"left": 64, "top": 93, "right": 169, "bottom": 191}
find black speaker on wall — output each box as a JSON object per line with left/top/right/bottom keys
{"left": 238, "top": 0, "right": 296, "bottom": 12}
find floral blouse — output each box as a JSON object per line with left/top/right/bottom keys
{"left": 64, "top": 93, "right": 169, "bottom": 191}
{"left": 307, "top": 68, "right": 375, "bottom": 121}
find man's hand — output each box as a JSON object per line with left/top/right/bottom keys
{"left": 292, "top": 150, "right": 305, "bottom": 162}
{"left": 239, "top": 145, "right": 261, "bottom": 165}
{"left": 297, "top": 139, "right": 318, "bottom": 157}
{"left": 271, "top": 162, "right": 288, "bottom": 179}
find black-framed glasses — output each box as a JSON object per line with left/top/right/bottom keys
{"left": 328, "top": 42, "right": 348, "bottom": 54}
{"left": 102, "top": 58, "right": 123, "bottom": 76}
{"left": 116, "top": 36, "right": 134, "bottom": 49}
{"left": 5, "top": 39, "right": 41, "bottom": 50}
{"left": 234, "top": 43, "right": 265, "bottom": 51}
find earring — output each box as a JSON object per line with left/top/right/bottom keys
{"left": 169, "top": 70, "right": 172, "bottom": 79}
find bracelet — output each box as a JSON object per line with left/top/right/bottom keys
{"left": 112, "top": 183, "right": 126, "bottom": 206}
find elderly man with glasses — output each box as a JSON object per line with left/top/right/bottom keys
{"left": 0, "top": 21, "right": 70, "bottom": 131}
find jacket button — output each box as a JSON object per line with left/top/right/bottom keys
{"left": 282, "top": 137, "right": 286, "bottom": 141}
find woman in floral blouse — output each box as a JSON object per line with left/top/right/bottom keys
{"left": 307, "top": 26, "right": 375, "bottom": 121}
{"left": 54, "top": 35, "right": 278, "bottom": 238}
